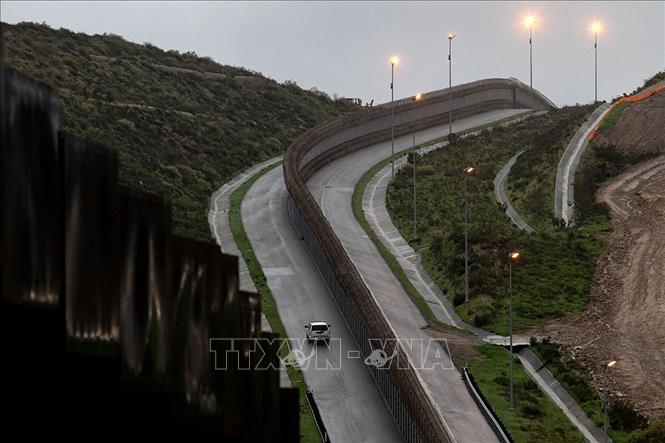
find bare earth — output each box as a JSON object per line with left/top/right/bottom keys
{"left": 544, "top": 155, "right": 665, "bottom": 419}
{"left": 596, "top": 91, "right": 665, "bottom": 156}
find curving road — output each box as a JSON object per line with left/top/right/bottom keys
{"left": 493, "top": 151, "right": 535, "bottom": 233}
{"left": 243, "top": 108, "right": 529, "bottom": 442}
{"left": 242, "top": 166, "right": 401, "bottom": 442}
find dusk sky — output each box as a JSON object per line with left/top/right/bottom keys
{"left": 2, "top": 1, "right": 664, "bottom": 106}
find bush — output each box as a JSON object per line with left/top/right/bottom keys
{"left": 609, "top": 400, "right": 648, "bottom": 432}
{"left": 452, "top": 292, "right": 466, "bottom": 306}
{"left": 469, "top": 301, "right": 495, "bottom": 327}
{"left": 416, "top": 164, "right": 435, "bottom": 176}
{"left": 628, "top": 421, "right": 665, "bottom": 443}
{"left": 519, "top": 400, "right": 543, "bottom": 418}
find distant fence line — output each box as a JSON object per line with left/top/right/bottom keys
{"left": 284, "top": 78, "right": 555, "bottom": 443}
{"left": 1, "top": 38, "right": 297, "bottom": 437}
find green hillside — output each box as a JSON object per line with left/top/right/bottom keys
{"left": 2, "top": 22, "right": 357, "bottom": 240}
{"left": 386, "top": 107, "right": 598, "bottom": 334}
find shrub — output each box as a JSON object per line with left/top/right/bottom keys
{"left": 519, "top": 400, "right": 543, "bottom": 418}
{"left": 417, "top": 164, "right": 435, "bottom": 176}
{"left": 452, "top": 292, "right": 466, "bottom": 306}
{"left": 609, "top": 400, "right": 648, "bottom": 432}
{"left": 628, "top": 421, "right": 665, "bottom": 443}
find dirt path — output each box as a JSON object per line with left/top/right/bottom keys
{"left": 544, "top": 155, "right": 665, "bottom": 419}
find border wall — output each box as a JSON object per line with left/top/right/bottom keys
{"left": 1, "top": 42, "right": 297, "bottom": 440}
{"left": 284, "top": 78, "right": 555, "bottom": 443}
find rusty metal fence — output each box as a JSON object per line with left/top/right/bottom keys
{"left": 284, "top": 79, "right": 555, "bottom": 443}
{"left": 1, "top": 55, "right": 297, "bottom": 438}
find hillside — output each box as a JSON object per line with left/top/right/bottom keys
{"left": 1, "top": 22, "right": 357, "bottom": 240}
{"left": 544, "top": 87, "right": 665, "bottom": 424}
{"left": 387, "top": 106, "right": 597, "bottom": 333}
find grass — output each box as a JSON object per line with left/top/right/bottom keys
{"left": 467, "top": 344, "right": 585, "bottom": 443}
{"left": 597, "top": 102, "right": 633, "bottom": 134}
{"left": 506, "top": 104, "right": 596, "bottom": 230}
{"left": 386, "top": 107, "right": 604, "bottom": 335}
{"left": 228, "top": 162, "right": 321, "bottom": 443}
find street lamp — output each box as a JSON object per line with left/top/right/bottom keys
{"left": 508, "top": 250, "right": 520, "bottom": 411}
{"left": 463, "top": 166, "right": 475, "bottom": 303}
{"left": 390, "top": 55, "right": 399, "bottom": 178}
{"left": 412, "top": 93, "right": 423, "bottom": 239}
{"left": 524, "top": 16, "right": 536, "bottom": 99}
{"left": 448, "top": 33, "right": 455, "bottom": 135}
{"left": 591, "top": 22, "right": 602, "bottom": 103}
{"left": 602, "top": 360, "right": 617, "bottom": 443}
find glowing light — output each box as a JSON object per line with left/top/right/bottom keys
{"left": 510, "top": 251, "right": 520, "bottom": 260}
{"left": 390, "top": 55, "right": 399, "bottom": 66}
{"left": 607, "top": 360, "right": 617, "bottom": 368}
{"left": 464, "top": 166, "right": 475, "bottom": 174}
{"left": 591, "top": 22, "right": 602, "bottom": 34}
{"left": 414, "top": 93, "right": 422, "bottom": 101}
{"left": 448, "top": 33, "right": 456, "bottom": 40}
{"left": 524, "top": 15, "right": 537, "bottom": 28}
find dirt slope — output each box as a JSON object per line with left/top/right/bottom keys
{"left": 543, "top": 90, "right": 665, "bottom": 418}
{"left": 596, "top": 91, "right": 665, "bottom": 156}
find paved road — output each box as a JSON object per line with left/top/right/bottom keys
{"left": 307, "top": 109, "right": 529, "bottom": 443}
{"left": 208, "top": 156, "right": 291, "bottom": 388}
{"left": 494, "top": 151, "right": 535, "bottom": 233}
{"left": 209, "top": 155, "right": 282, "bottom": 293}
{"left": 242, "top": 167, "right": 401, "bottom": 442}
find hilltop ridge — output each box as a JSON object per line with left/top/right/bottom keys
{"left": 2, "top": 22, "right": 357, "bottom": 239}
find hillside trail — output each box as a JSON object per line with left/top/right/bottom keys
{"left": 543, "top": 155, "right": 665, "bottom": 419}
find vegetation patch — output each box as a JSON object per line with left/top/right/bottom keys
{"left": 387, "top": 107, "right": 601, "bottom": 334}
{"left": 467, "top": 344, "right": 584, "bottom": 443}
{"left": 597, "top": 102, "right": 633, "bottom": 134}
{"left": 350, "top": 116, "right": 535, "bottom": 333}
{"left": 3, "top": 22, "right": 357, "bottom": 240}
{"left": 228, "top": 163, "right": 320, "bottom": 442}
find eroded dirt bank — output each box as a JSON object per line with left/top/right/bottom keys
{"left": 545, "top": 155, "right": 665, "bottom": 419}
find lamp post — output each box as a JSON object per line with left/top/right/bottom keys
{"left": 390, "top": 55, "right": 399, "bottom": 178}
{"left": 592, "top": 22, "right": 602, "bottom": 103}
{"left": 463, "top": 166, "right": 474, "bottom": 303}
{"left": 412, "top": 93, "right": 422, "bottom": 239}
{"left": 411, "top": 122, "right": 417, "bottom": 239}
{"left": 508, "top": 251, "right": 520, "bottom": 411}
{"left": 448, "top": 33, "right": 455, "bottom": 134}
{"left": 525, "top": 16, "right": 536, "bottom": 99}
{"left": 603, "top": 360, "right": 617, "bottom": 443}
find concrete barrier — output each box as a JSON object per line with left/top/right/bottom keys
{"left": 462, "top": 368, "right": 512, "bottom": 443}
{"left": 554, "top": 103, "right": 611, "bottom": 225}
